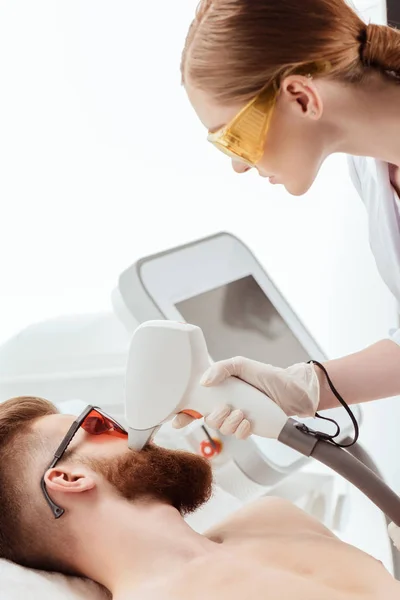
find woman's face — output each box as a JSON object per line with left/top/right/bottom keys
{"left": 186, "top": 75, "right": 332, "bottom": 196}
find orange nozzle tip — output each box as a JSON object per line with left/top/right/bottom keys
{"left": 180, "top": 409, "right": 204, "bottom": 420}
{"left": 199, "top": 438, "right": 223, "bottom": 458}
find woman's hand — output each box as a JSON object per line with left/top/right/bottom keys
{"left": 172, "top": 357, "right": 320, "bottom": 439}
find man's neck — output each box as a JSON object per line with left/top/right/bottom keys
{"left": 74, "top": 498, "right": 223, "bottom": 598}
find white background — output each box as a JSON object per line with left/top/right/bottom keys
{"left": 0, "top": 0, "right": 398, "bottom": 567}
{"left": 0, "top": 0, "right": 393, "bottom": 355}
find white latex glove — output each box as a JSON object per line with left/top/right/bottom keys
{"left": 172, "top": 356, "right": 320, "bottom": 439}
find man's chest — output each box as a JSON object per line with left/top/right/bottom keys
{"left": 149, "top": 535, "right": 390, "bottom": 600}
{"left": 196, "top": 499, "right": 396, "bottom": 600}
{"left": 153, "top": 550, "right": 344, "bottom": 600}
{"left": 133, "top": 499, "right": 398, "bottom": 600}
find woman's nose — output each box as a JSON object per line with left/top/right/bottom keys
{"left": 231, "top": 159, "right": 251, "bottom": 174}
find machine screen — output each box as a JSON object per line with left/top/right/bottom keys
{"left": 176, "top": 275, "right": 310, "bottom": 367}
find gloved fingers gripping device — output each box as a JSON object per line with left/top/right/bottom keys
{"left": 125, "top": 320, "right": 287, "bottom": 446}
{"left": 125, "top": 320, "right": 400, "bottom": 530}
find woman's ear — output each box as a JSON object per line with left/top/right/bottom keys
{"left": 280, "top": 75, "right": 323, "bottom": 119}
{"left": 45, "top": 464, "right": 96, "bottom": 494}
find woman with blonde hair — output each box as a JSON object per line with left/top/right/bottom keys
{"left": 176, "top": 0, "right": 400, "bottom": 447}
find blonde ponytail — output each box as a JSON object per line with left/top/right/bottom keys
{"left": 182, "top": 0, "right": 400, "bottom": 104}
{"left": 361, "top": 23, "right": 400, "bottom": 78}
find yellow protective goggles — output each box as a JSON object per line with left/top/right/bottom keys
{"left": 207, "top": 83, "right": 278, "bottom": 167}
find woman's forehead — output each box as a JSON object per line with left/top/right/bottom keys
{"left": 185, "top": 82, "right": 243, "bottom": 131}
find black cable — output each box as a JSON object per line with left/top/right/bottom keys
{"left": 202, "top": 425, "right": 217, "bottom": 449}
{"left": 297, "top": 360, "right": 359, "bottom": 448}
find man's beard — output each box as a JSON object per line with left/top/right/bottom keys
{"left": 85, "top": 442, "right": 214, "bottom": 515}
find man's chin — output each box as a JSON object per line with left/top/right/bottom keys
{"left": 141, "top": 443, "right": 214, "bottom": 515}
{"left": 88, "top": 442, "right": 214, "bottom": 516}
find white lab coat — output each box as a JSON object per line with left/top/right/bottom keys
{"left": 348, "top": 155, "right": 400, "bottom": 342}
{"left": 347, "top": 2, "right": 400, "bottom": 337}
{"left": 339, "top": 0, "right": 400, "bottom": 553}
{"left": 346, "top": 155, "right": 400, "bottom": 550}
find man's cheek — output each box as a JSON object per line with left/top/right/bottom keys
{"left": 81, "top": 437, "right": 129, "bottom": 460}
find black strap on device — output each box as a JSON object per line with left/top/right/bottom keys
{"left": 295, "top": 360, "right": 359, "bottom": 448}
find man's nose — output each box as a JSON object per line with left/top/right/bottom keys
{"left": 231, "top": 159, "right": 252, "bottom": 174}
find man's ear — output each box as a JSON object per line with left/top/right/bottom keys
{"left": 44, "top": 464, "right": 96, "bottom": 494}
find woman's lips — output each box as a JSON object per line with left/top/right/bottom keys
{"left": 256, "top": 171, "right": 280, "bottom": 184}
{"left": 258, "top": 171, "right": 281, "bottom": 185}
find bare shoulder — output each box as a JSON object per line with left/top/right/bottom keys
{"left": 205, "top": 496, "right": 335, "bottom": 540}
